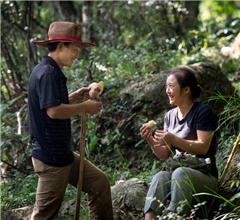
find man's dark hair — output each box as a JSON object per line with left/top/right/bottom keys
{"left": 48, "top": 42, "right": 72, "bottom": 53}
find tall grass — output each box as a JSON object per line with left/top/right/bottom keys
{"left": 209, "top": 83, "right": 240, "bottom": 134}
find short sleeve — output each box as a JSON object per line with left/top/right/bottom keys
{"left": 164, "top": 108, "right": 177, "bottom": 132}
{"left": 164, "top": 112, "right": 169, "bottom": 131}
{"left": 37, "top": 72, "right": 61, "bottom": 109}
{"left": 196, "top": 105, "right": 217, "bottom": 131}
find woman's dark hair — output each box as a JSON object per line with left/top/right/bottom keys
{"left": 168, "top": 67, "right": 203, "bottom": 99}
{"left": 48, "top": 42, "right": 72, "bottom": 53}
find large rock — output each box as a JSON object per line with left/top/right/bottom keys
{"left": 1, "top": 206, "right": 32, "bottom": 220}
{"left": 111, "top": 178, "right": 148, "bottom": 219}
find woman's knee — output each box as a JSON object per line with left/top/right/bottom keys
{"left": 172, "top": 167, "right": 190, "bottom": 180}
{"left": 171, "top": 167, "right": 193, "bottom": 191}
{"left": 152, "top": 171, "right": 171, "bottom": 184}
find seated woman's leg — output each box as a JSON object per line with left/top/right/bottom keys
{"left": 169, "top": 167, "right": 218, "bottom": 215}
{"left": 145, "top": 208, "right": 158, "bottom": 220}
{"left": 144, "top": 171, "right": 171, "bottom": 216}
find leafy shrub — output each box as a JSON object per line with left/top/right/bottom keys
{"left": 1, "top": 173, "right": 38, "bottom": 211}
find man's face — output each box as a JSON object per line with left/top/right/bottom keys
{"left": 58, "top": 42, "right": 81, "bottom": 68}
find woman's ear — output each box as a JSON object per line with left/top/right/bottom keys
{"left": 184, "top": 86, "right": 191, "bottom": 94}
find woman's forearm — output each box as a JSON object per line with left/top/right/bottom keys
{"left": 147, "top": 137, "right": 172, "bottom": 161}
{"left": 169, "top": 130, "right": 214, "bottom": 156}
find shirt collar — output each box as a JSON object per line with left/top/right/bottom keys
{"left": 42, "top": 55, "right": 67, "bottom": 80}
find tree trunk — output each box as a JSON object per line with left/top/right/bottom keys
{"left": 53, "top": 1, "right": 77, "bottom": 22}
{"left": 183, "top": 1, "right": 200, "bottom": 29}
{"left": 81, "top": 1, "right": 95, "bottom": 43}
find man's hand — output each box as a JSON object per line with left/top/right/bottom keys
{"left": 84, "top": 100, "right": 103, "bottom": 115}
{"left": 69, "top": 87, "right": 91, "bottom": 104}
{"left": 77, "top": 87, "right": 91, "bottom": 100}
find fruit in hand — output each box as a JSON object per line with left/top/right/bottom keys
{"left": 89, "top": 81, "right": 104, "bottom": 99}
{"left": 144, "top": 120, "right": 157, "bottom": 129}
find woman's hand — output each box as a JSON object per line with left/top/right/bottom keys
{"left": 140, "top": 126, "right": 173, "bottom": 160}
{"left": 140, "top": 124, "right": 153, "bottom": 141}
{"left": 154, "top": 130, "right": 173, "bottom": 147}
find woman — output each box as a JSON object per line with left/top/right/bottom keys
{"left": 140, "top": 67, "right": 218, "bottom": 219}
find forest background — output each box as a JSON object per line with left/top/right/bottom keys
{"left": 1, "top": 0, "right": 240, "bottom": 219}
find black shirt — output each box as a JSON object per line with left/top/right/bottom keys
{"left": 28, "top": 55, "right": 74, "bottom": 167}
{"left": 164, "top": 102, "right": 218, "bottom": 178}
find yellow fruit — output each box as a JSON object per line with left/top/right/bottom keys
{"left": 89, "top": 81, "right": 104, "bottom": 99}
{"left": 144, "top": 120, "right": 156, "bottom": 129}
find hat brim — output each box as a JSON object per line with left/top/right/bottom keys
{"left": 33, "top": 39, "right": 96, "bottom": 48}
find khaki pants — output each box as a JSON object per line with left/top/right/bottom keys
{"left": 31, "top": 152, "right": 113, "bottom": 220}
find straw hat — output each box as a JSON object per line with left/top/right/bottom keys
{"left": 33, "top": 21, "right": 96, "bottom": 48}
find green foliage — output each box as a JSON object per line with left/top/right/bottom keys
{"left": 199, "top": 1, "right": 240, "bottom": 22}
{"left": 1, "top": 100, "right": 32, "bottom": 178}
{"left": 217, "top": 131, "right": 237, "bottom": 175}
{"left": 1, "top": 173, "right": 38, "bottom": 211}
{"left": 1, "top": 1, "right": 240, "bottom": 219}
{"left": 87, "top": 120, "right": 99, "bottom": 151}
{"left": 210, "top": 84, "right": 240, "bottom": 134}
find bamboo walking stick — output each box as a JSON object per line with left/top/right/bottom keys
{"left": 75, "top": 81, "right": 104, "bottom": 220}
{"left": 75, "top": 95, "right": 87, "bottom": 220}
{"left": 208, "top": 132, "right": 240, "bottom": 215}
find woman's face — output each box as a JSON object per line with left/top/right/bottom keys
{"left": 166, "top": 74, "right": 183, "bottom": 105}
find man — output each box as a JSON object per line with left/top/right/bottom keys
{"left": 28, "top": 21, "right": 113, "bottom": 220}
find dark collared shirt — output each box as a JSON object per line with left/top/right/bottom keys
{"left": 28, "top": 55, "right": 74, "bottom": 167}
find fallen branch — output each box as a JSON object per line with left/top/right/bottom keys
{"left": 1, "top": 159, "right": 29, "bottom": 175}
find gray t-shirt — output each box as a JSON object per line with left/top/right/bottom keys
{"left": 164, "top": 102, "right": 218, "bottom": 178}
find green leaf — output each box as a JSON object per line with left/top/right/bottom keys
{"left": 88, "top": 120, "right": 95, "bottom": 129}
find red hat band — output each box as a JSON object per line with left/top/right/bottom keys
{"left": 49, "top": 36, "right": 83, "bottom": 42}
